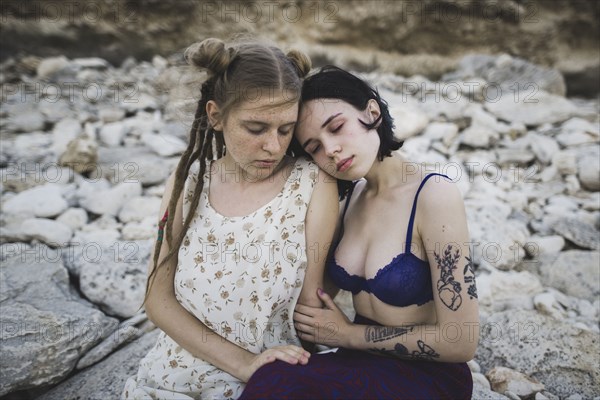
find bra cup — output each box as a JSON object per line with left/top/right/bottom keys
{"left": 368, "top": 254, "right": 433, "bottom": 307}
{"left": 327, "top": 253, "right": 434, "bottom": 307}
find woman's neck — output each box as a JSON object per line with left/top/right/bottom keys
{"left": 363, "top": 153, "right": 412, "bottom": 195}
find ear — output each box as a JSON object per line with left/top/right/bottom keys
{"left": 206, "top": 100, "right": 224, "bottom": 131}
{"left": 366, "top": 99, "right": 381, "bottom": 124}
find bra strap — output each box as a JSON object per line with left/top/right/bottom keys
{"left": 405, "top": 173, "right": 451, "bottom": 251}
{"left": 339, "top": 181, "right": 357, "bottom": 235}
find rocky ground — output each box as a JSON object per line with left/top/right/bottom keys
{"left": 0, "top": 53, "right": 598, "bottom": 399}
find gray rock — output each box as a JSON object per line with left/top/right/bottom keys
{"left": 484, "top": 91, "right": 577, "bottom": 126}
{"left": 3, "top": 184, "right": 68, "bottom": 218}
{"left": 80, "top": 180, "right": 143, "bottom": 216}
{"left": 142, "top": 132, "right": 187, "bottom": 157}
{"left": 461, "top": 123, "right": 500, "bottom": 148}
{"left": 72, "top": 57, "right": 110, "bottom": 70}
{"left": 118, "top": 196, "right": 162, "bottom": 223}
{"left": 0, "top": 248, "right": 118, "bottom": 396}
{"left": 21, "top": 218, "right": 73, "bottom": 246}
{"left": 477, "top": 310, "right": 599, "bottom": 399}
{"left": 99, "top": 122, "right": 128, "bottom": 147}
{"left": 38, "top": 330, "right": 160, "bottom": 400}
{"left": 443, "top": 54, "right": 566, "bottom": 97}
{"left": 528, "top": 132, "right": 560, "bottom": 165}
{"left": 388, "top": 103, "right": 429, "bottom": 140}
{"left": 56, "top": 208, "right": 88, "bottom": 230}
{"left": 98, "top": 108, "right": 126, "bottom": 123}
{"left": 96, "top": 146, "right": 173, "bottom": 186}
{"left": 4, "top": 111, "right": 46, "bottom": 133}
{"left": 79, "top": 240, "right": 152, "bottom": 318}
{"left": 576, "top": 146, "right": 600, "bottom": 192}
{"left": 553, "top": 218, "right": 600, "bottom": 250}
{"left": 541, "top": 250, "right": 600, "bottom": 303}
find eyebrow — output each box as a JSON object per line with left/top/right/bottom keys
{"left": 321, "top": 113, "right": 342, "bottom": 129}
{"left": 241, "top": 120, "right": 296, "bottom": 127}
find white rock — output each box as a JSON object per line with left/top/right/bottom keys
{"left": 389, "top": 103, "right": 429, "bottom": 140}
{"left": 98, "top": 108, "right": 126, "bottom": 123}
{"left": 99, "top": 122, "right": 128, "bottom": 147}
{"left": 577, "top": 146, "right": 600, "bottom": 191}
{"left": 473, "top": 372, "right": 491, "bottom": 390}
{"left": 468, "top": 359, "right": 482, "bottom": 373}
{"left": 534, "top": 292, "right": 567, "bottom": 319}
{"left": 3, "top": 184, "right": 68, "bottom": 218}
{"left": 461, "top": 123, "right": 500, "bottom": 148}
{"left": 552, "top": 150, "right": 577, "bottom": 175}
{"left": 51, "top": 118, "right": 82, "bottom": 155}
{"left": 36, "top": 56, "right": 70, "bottom": 79}
{"left": 484, "top": 90, "right": 577, "bottom": 126}
{"left": 72, "top": 57, "right": 109, "bottom": 69}
{"left": 56, "top": 208, "right": 89, "bottom": 230}
{"left": 561, "top": 117, "right": 600, "bottom": 137}
{"left": 121, "top": 217, "right": 157, "bottom": 241}
{"left": 528, "top": 132, "right": 560, "bottom": 164}
{"left": 556, "top": 131, "right": 597, "bottom": 147}
{"left": 80, "top": 181, "right": 143, "bottom": 216}
{"left": 79, "top": 240, "right": 152, "bottom": 318}
{"left": 423, "top": 122, "right": 459, "bottom": 145}
{"left": 141, "top": 133, "right": 187, "bottom": 157}
{"left": 118, "top": 196, "right": 162, "bottom": 223}
{"left": 21, "top": 218, "right": 73, "bottom": 246}
{"left": 526, "top": 235, "right": 565, "bottom": 257}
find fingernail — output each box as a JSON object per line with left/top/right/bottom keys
{"left": 318, "top": 288, "right": 324, "bottom": 295}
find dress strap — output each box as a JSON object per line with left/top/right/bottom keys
{"left": 405, "top": 173, "right": 451, "bottom": 251}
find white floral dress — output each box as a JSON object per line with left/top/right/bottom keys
{"left": 123, "top": 157, "right": 319, "bottom": 400}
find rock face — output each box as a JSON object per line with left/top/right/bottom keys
{"left": 1, "top": 0, "right": 598, "bottom": 96}
{"left": 0, "top": 248, "right": 119, "bottom": 396}
{"left": 477, "top": 310, "right": 599, "bottom": 399}
{"left": 37, "top": 330, "right": 160, "bottom": 400}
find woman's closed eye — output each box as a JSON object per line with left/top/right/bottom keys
{"left": 331, "top": 123, "right": 343, "bottom": 133}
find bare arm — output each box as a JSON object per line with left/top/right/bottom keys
{"left": 144, "top": 171, "right": 310, "bottom": 382}
{"left": 297, "top": 167, "right": 339, "bottom": 307}
{"left": 295, "top": 179, "right": 479, "bottom": 362}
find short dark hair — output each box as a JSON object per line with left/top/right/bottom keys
{"left": 291, "top": 65, "right": 403, "bottom": 199}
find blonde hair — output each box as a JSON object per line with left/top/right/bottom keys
{"left": 143, "top": 38, "right": 311, "bottom": 304}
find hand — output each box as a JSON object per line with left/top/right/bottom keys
{"left": 294, "top": 288, "right": 352, "bottom": 347}
{"left": 239, "top": 345, "right": 310, "bottom": 382}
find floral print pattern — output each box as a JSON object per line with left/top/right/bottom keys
{"left": 123, "top": 158, "right": 318, "bottom": 399}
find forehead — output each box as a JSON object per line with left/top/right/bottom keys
{"left": 297, "top": 99, "right": 351, "bottom": 133}
{"left": 231, "top": 94, "right": 299, "bottom": 122}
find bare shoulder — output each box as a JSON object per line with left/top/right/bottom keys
{"left": 417, "top": 175, "right": 464, "bottom": 211}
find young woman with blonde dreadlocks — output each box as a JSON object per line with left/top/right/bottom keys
{"left": 122, "top": 38, "right": 338, "bottom": 400}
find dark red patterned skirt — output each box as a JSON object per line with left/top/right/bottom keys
{"left": 239, "top": 315, "right": 473, "bottom": 400}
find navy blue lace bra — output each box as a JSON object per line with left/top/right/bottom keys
{"left": 327, "top": 173, "right": 450, "bottom": 308}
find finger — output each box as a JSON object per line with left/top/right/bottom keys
{"left": 317, "top": 288, "right": 337, "bottom": 310}
{"left": 294, "top": 322, "right": 315, "bottom": 335}
{"left": 297, "top": 330, "right": 316, "bottom": 343}
{"left": 294, "top": 303, "right": 318, "bottom": 316}
{"left": 293, "top": 311, "right": 314, "bottom": 325}
{"left": 272, "top": 349, "right": 304, "bottom": 365}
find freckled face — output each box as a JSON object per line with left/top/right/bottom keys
{"left": 295, "top": 99, "right": 380, "bottom": 180}
{"left": 210, "top": 95, "right": 298, "bottom": 180}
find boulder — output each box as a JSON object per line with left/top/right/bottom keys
{"left": 0, "top": 247, "right": 118, "bottom": 396}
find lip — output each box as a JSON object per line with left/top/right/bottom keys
{"left": 256, "top": 159, "right": 278, "bottom": 167}
{"left": 336, "top": 156, "right": 354, "bottom": 172}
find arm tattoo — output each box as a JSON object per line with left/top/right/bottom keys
{"left": 434, "top": 245, "right": 463, "bottom": 311}
{"left": 369, "top": 340, "right": 440, "bottom": 361}
{"left": 364, "top": 325, "right": 413, "bottom": 343}
{"left": 463, "top": 247, "right": 478, "bottom": 299}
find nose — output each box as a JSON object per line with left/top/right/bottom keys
{"left": 262, "top": 130, "right": 283, "bottom": 154}
{"left": 323, "top": 138, "right": 341, "bottom": 158}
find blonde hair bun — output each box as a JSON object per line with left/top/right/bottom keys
{"left": 184, "top": 38, "right": 235, "bottom": 76}
{"left": 286, "top": 49, "right": 312, "bottom": 78}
